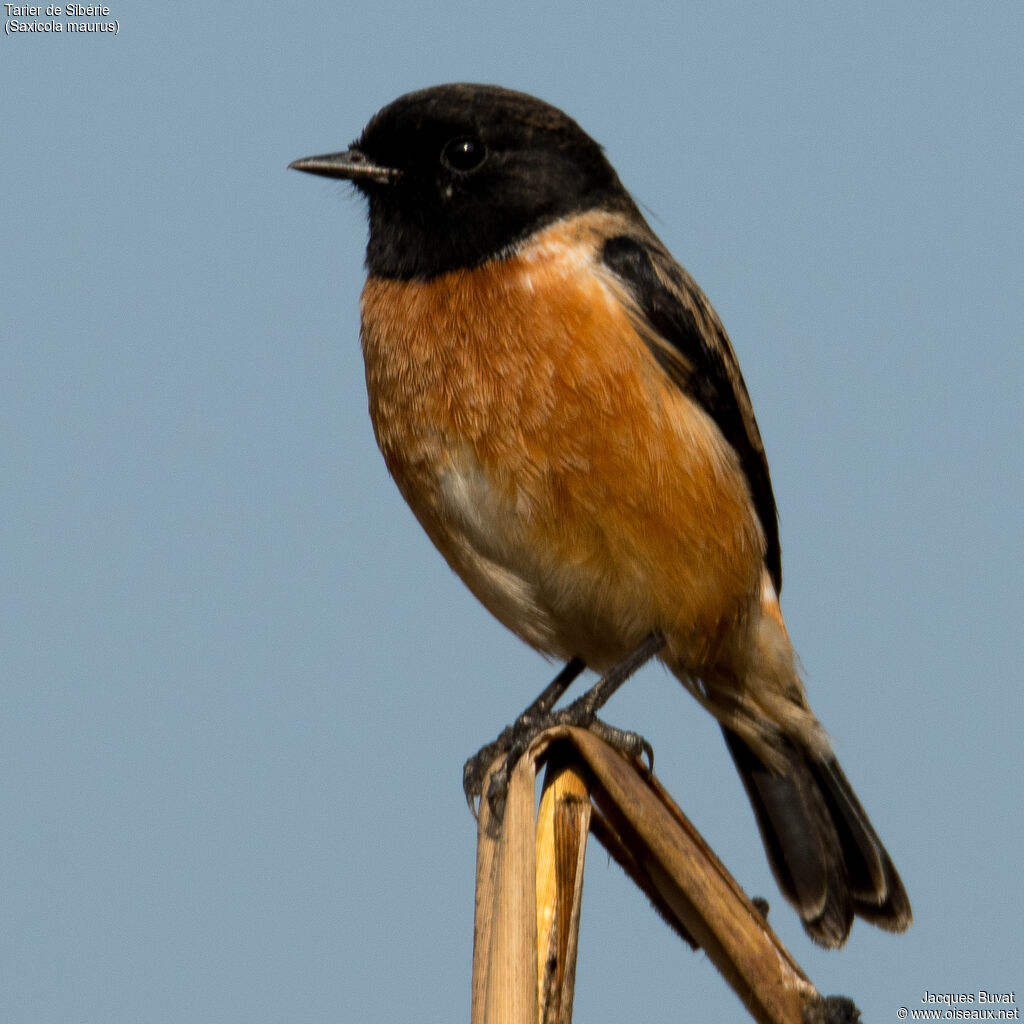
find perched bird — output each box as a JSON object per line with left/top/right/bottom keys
{"left": 290, "top": 83, "right": 911, "bottom": 948}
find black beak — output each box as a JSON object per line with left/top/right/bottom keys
{"left": 288, "top": 148, "right": 399, "bottom": 185}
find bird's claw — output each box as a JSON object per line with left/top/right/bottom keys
{"left": 462, "top": 706, "right": 653, "bottom": 827}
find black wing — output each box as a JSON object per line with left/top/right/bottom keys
{"left": 601, "top": 233, "right": 782, "bottom": 592}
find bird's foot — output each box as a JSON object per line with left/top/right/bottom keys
{"left": 462, "top": 698, "right": 653, "bottom": 825}
{"left": 462, "top": 634, "right": 665, "bottom": 827}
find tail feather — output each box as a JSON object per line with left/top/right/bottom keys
{"left": 811, "top": 757, "right": 912, "bottom": 931}
{"left": 722, "top": 727, "right": 912, "bottom": 948}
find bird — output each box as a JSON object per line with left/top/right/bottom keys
{"left": 289, "top": 82, "right": 912, "bottom": 948}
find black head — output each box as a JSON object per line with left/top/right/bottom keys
{"left": 290, "top": 83, "right": 639, "bottom": 279}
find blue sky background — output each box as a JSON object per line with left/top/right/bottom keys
{"left": 3, "top": 3, "right": 1021, "bottom": 1021}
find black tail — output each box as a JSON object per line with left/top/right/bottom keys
{"left": 722, "top": 727, "right": 912, "bottom": 947}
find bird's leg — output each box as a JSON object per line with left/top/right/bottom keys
{"left": 558, "top": 631, "right": 665, "bottom": 725}
{"left": 463, "top": 632, "right": 665, "bottom": 824}
{"left": 517, "top": 655, "right": 589, "bottom": 720}
{"left": 462, "top": 656, "right": 585, "bottom": 814}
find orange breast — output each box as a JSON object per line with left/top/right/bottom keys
{"left": 359, "top": 214, "right": 765, "bottom": 670}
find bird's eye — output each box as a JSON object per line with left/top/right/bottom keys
{"left": 441, "top": 136, "right": 487, "bottom": 173}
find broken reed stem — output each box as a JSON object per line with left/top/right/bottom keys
{"left": 470, "top": 725, "right": 844, "bottom": 1024}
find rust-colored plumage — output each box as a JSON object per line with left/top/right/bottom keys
{"left": 291, "top": 83, "right": 911, "bottom": 947}
{"left": 362, "top": 213, "right": 762, "bottom": 670}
